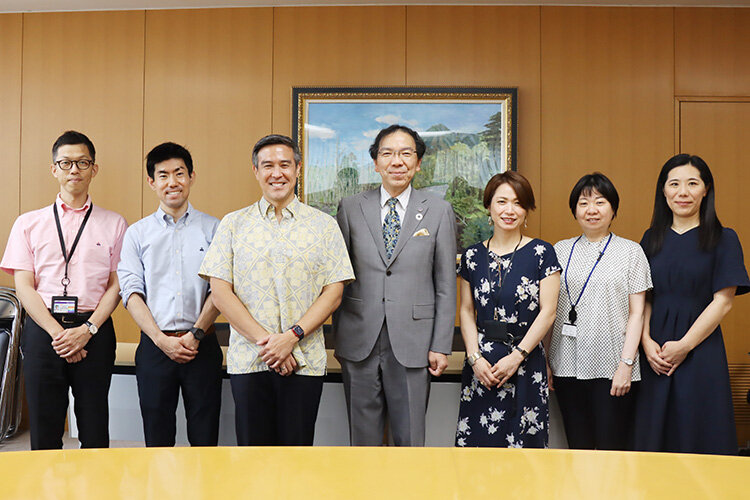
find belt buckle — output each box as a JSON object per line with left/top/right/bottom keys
{"left": 59, "top": 314, "right": 76, "bottom": 325}
{"left": 503, "top": 332, "right": 518, "bottom": 349}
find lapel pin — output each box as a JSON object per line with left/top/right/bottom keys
{"left": 415, "top": 213, "right": 423, "bottom": 221}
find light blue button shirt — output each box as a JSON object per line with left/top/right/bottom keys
{"left": 117, "top": 203, "right": 219, "bottom": 331}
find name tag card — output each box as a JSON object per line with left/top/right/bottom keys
{"left": 51, "top": 295, "right": 78, "bottom": 315}
{"left": 562, "top": 322, "right": 577, "bottom": 338}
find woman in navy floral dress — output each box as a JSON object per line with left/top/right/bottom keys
{"left": 455, "top": 172, "right": 561, "bottom": 448}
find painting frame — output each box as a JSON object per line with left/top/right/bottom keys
{"left": 292, "top": 86, "right": 517, "bottom": 252}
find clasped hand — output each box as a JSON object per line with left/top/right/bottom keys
{"left": 472, "top": 351, "right": 523, "bottom": 389}
{"left": 51, "top": 325, "right": 91, "bottom": 363}
{"left": 643, "top": 337, "right": 690, "bottom": 376}
{"left": 258, "top": 332, "right": 297, "bottom": 376}
{"left": 158, "top": 334, "right": 198, "bottom": 364}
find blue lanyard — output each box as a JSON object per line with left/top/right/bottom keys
{"left": 563, "top": 233, "right": 613, "bottom": 324}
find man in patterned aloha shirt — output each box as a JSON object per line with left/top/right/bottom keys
{"left": 200, "top": 134, "right": 354, "bottom": 445}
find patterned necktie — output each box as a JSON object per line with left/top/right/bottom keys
{"left": 383, "top": 197, "right": 401, "bottom": 259}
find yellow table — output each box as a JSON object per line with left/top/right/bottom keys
{"left": 0, "top": 447, "right": 745, "bottom": 499}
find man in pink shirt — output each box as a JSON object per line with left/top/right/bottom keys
{"left": 1, "top": 131, "right": 127, "bottom": 449}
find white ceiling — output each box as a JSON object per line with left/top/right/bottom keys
{"left": 1, "top": 0, "right": 748, "bottom": 14}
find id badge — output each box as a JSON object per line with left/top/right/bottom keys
{"left": 561, "top": 322, "right": 577, "bottom": 338}
{"left": 51, "top": 295, "right": 78, "bottom": 315}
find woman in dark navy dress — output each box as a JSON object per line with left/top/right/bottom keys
{"left": 636, "top": 154, "right": 750, "bottom": 455}
{"left": 455, "top": 172, "right": 561, "bottom": 448}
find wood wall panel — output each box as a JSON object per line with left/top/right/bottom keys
{"left": 0, "top": 14, "right": 22, "bottom": 288}
{"left": 143, "top": 8, "right": 273, "bottom": 221}
{"left": 272, "top": 6, "right": 407, "bottom": 137}
{"left": 20, "top": 11, "right": 145, "bottom": 225}
{"left": 679, "top": 100, "right": 750, "bottom": 365}
{"left": 405, "top": 6, "right": 542, "bottom": 235}
{"left": 540, "top": 7, "right": 674, "bottom": 245}
{"left": 675, "top": 8, "right": 750, "bottom": 97}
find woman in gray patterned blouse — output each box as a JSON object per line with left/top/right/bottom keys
{"left": 546, "top": 173, "right": 652, "bottom": 450}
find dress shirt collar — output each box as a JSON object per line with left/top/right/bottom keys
{"left": 56, "top": 193, "right": 92, "bottom": 213}
{"left": 379, "top": 184, "right": 412, "bottom": 209}
{"left": 155, "top": 202, "right": 194, "bottom": 227}
{"left": 258, "top": 195, "right": 300, "bottom": 220}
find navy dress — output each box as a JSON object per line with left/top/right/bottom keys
{"left": 635, "top": 227, "right": 750, "bottom": 455}
{"left": 455, "top": 239, "right": 561, "bottom": 448}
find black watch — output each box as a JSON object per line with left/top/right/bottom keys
{"left": 291, "top": 324, "right": 305, "bottom": 340}
{"left": 189, "top": 327, "right": 206, "bottom": 341}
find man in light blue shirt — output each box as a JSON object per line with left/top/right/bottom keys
{"left": 117, "top": 142, "right": 222, "bottom": 447}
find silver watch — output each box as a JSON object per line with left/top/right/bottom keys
{"left": 85, "top": 320, "right": 98, "bottom": 335}
{"left": 620, "top": 357, "right": 634, "bottom": 366}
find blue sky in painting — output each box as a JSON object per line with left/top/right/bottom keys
{"left": 303, "top": 100, "right": 504, "bottom": 192}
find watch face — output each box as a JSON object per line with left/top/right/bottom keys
{"left": 87, "top": 321, "right": 98, "bottom": 334}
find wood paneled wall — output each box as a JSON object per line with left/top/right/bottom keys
{"left": 0, "top": 5, "right": 748, "bottom": 438}
{"left": 0, "top": 14, "right": 22, "bottom": 288}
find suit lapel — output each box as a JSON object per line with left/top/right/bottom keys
{"left": 360, "top": 189, "right": 389, "bottom": 265}
{"left": 389, "top": 189, "right": 430, "bottom": 264}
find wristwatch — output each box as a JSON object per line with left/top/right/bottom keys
{"left": 291, "top": 324, "right": 305, "bottom": 341}
{"left": 514, "top": 346, "right": 529, "bottom": 359}
{"left": 189, "top": 327, "right": 206, "bottom": 342}
{"left": 85, "top": 320, "right": 98, "bottom": 336}
{"left": 620, "top": 357, "right": 634, "bottom": 366}
{"left": 467, "top": 351, "right": 483, "bottom": 366}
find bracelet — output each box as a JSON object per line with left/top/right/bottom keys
{"left": 514, "top": 346, "right": 529, "bottom": 359}
{"left": 467, "top": 351, "right": 483, "bottom": 366}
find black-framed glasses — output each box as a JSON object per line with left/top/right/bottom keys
{"left": 378, "top": 148, "right": 416, "bottom": 160}
{"left": 55, "top": 159, "right": 94, "bottom": 170}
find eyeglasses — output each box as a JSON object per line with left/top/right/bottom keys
{"left": 55, "top": 159, "right": 94, "bottom": 170}
{"left": 378, "top": 148, "right": 417, "bottom": 160}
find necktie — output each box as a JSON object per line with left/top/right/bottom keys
{"left": 383, "top": 197, "right": 401, "bottom": 259}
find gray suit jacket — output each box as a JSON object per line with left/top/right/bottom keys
{"left": 333, "top": 187, "right": 457, "bottom": 368}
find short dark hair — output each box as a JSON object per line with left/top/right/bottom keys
{"left": 643, "top": 153, "right": 722, "bottom": 256}
{"left": 146, "top": 142, "right": 194, "bottom": 179}
{"left": 483, "top": 171, "right": 536, "bottom": 211}
{"left": 568, "top": 172, "right": 620, "bottom": 217}
{"left": 52, "top": 130, "right": 96, "bottom": 162}
{"left": 252, "top": 134, "right": 301, "bottom": 167}
{"left": 368, "top": 125, "right": 426, "bottom": 160}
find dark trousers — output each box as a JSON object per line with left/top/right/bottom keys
{"left": 135, "top": 332, "right": 223, "bottom": 447}
{"left": 230, "top": 371, "right": 323, "bottom": 446}
{"left": 554, "top": 376, "right": 639, "bottom": 450}
{"left": 21, "top": 315, "right": 115, "bottom": 450}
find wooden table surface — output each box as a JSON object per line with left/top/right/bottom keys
{"left": 0, "top": 446, "right": 745, "bottom": 499}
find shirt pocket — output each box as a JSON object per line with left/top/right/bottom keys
{"left": 77, "top": 242, "right": 112, "bottom": 270}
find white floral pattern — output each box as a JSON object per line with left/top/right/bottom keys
{"left": 455, "top": 239, "right": 561, "bottom": 448}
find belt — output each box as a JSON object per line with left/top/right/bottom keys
{"left": 161, "top": 325, "right": 216, "bottom": 338}
{"left": 49, "top": 309, "right": 94, "bottom": 326}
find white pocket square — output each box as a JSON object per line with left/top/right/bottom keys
{"left": 412, "top": 228, "right": 430, "bottom": 237}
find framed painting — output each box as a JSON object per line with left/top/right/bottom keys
{"left": 292, "top": 86, "right": 517, "bottom": 252}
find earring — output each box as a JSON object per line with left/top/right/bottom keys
{"left": 488, "top": 216, "right": 493, "bottom": 226}
{"left": 524, "top": 219, "right": 528, "bottom": 229}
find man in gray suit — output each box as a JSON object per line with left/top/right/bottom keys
{"left": 334, "top": 124, "right": 457, "bottom": 446}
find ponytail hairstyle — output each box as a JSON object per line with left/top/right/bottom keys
{"left": 643, "top": 154, "right": 722, "bottom": 257}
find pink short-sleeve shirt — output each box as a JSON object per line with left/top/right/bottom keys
{"left": 1, "top": 195, "right": 128, "bottom": 311}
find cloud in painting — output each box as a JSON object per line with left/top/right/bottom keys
{"left": 306, "top": 124, "right": 336, "bottom": 139}
{"left": 363, "top": 129, "right": 380, "bottom": 139}
{"left": 374, "top": 114, "right": 419, "bottom": 127}
{"left": 419, "top": 128, "right": 478, "bottom": 137}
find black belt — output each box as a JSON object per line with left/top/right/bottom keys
{"left": 49, "top": 309, "right": 93, "bottom": 325}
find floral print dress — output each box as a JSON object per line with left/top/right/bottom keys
{"left": 455, "top": 239, "right": 561, "bottom": 448}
